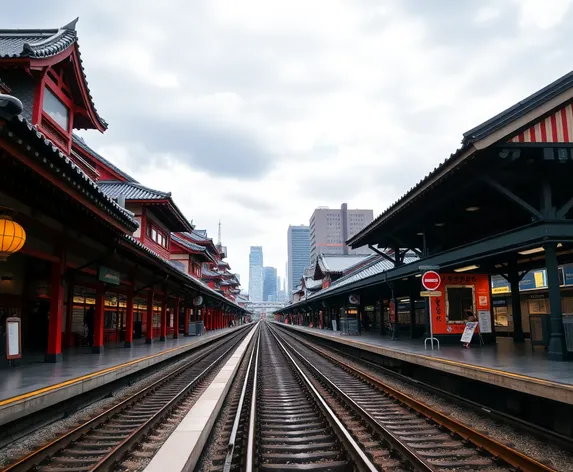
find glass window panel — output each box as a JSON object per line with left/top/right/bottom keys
{"left": 43, "top": 86, "right": 69, "bottom": 129}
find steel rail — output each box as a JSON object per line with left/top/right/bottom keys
{"left": 223, "top": 327, "right": 260, "bottom": 472}
{"left": 2, "top": 326, "right": 252, "bottom": 472}
{"left": 268, "top": 326, "right": 378, "bottom": 472}
{"left": 271, "top": 324, "right": 436, "bottom": 472}
{"left": 245, "top": 328, "right": 260, "bottom": 472}
{"left": 276, "top": 324, "right": 558, "bottom": 472}
{"left": 93, "top": 334, "right": 248, "bottom": 471}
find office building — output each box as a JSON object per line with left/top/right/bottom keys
{"left": 263, "top": 266, "right": 278, "bottom": 301}
{"left": 248, "top": 246, "right": 264, "bottom": 302}
{"left": 287, "top": 225, "right": 311, "bottom": 294}
{"left": 309, "top": 203, "right": 374, "bottom": 262}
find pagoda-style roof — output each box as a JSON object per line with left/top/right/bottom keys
{"left": 0, "top": 113, "right": 137, "bottom": 233}
{"left": 202, "top": 267, "right": 222, "bottom": 279}
{"left": 315, "top": 254, "right": 369, "bottom": 278}
{"left": 98, "top": 180, "right": 194, "bottom": 233}
{"left": 171, "top": 234, "right": 207, "bottom": 253}
{"left": 0, "top": 19, "right": 107, "bottom": 131}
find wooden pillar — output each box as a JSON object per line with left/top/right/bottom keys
{"left": 184, "top": 304, "right": 190, "bottom": 336}
{"left": 173, "top": 298, "right": 180, "bottom": 339}
{"left": 124, "top": 289, "right": 134, "bottom": 348}
{"left": 65, "top": 278, "right": 74, "bottom": 349}
{"left": 146, "top": 291, "right": 154, "bottom": 344}
{"left": 160, "top": 294, "right": 167, "bottom": 341}
{"left": 508, "top": 261, "right": 525, "bottom": 343}
{"left": 93, "top": 284, "right": 105, "bottom": 354}
{"left": 45, "top": 250, "right": 66, "bottom": 363}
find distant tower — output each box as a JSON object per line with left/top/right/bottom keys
{"left": 217, "top": 220, "right": 222, "bottom": 246}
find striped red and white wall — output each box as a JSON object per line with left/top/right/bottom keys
{"left": 509, "top": 103, "right": 573, "bottom": 143}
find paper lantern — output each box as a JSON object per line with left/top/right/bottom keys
{"left": 0, "top": 214, "right": 26, "bottom": 261}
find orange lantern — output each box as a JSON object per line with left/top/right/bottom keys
{"left": 0, "top": 211, "right": 26, "bottom": 261}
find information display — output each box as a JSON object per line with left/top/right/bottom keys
{"left": 477, "top": 310, "right": 492, "bottom": 333}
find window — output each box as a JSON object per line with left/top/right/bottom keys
{"left": 43, "top": 86, "right": 69, "bottom": 130}
{"left": 146, "top": 222, "right": 169, "bottom": 249}
{"left": 446, "top": 286, "right": 474, "bottom": 322}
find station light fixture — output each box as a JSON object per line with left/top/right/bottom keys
{"left": 454, "top": 264, "right": 480, "bottom": 272}
{"left": 415, "top": 274, "right": 421, "bottom": 278}
{"left": 518, "top": 243, "right": 562, "bottom": 256}
{"left": 435, "top": 223, "right": 446, "bottom": 227}
{"left": 465, "top": 206, "right": 480, "bottom": 212}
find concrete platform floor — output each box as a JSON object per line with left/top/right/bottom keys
{"left": 0, "top": 328, "right": 242, "bottom": 403}
{"left": 276, "top": 323, "right": 573, "bottom": 404}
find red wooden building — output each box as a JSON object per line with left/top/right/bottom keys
{"left": 0, "top": 20, "right": 245, "bottom": 362}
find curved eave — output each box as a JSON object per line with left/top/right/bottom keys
{"left": 28, "top": 43, "right": 107, "bottom": 132}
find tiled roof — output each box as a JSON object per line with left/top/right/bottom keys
{"left": 304, "top": 277, "right": 323, "bottom": 290}
{"left": 0, "top": 19, "right": 107, "bottom": 130}
{"left": 193, "top": 229, "right": 209, "bottom": 239}
{"left": 171, "top": 234, "right": 206, "bottom": 253}
{"left": 202, "top": 267, "right": 221, "bottom": 278}
{"left": 307, "top": 254, "right": 419, "bottom": 301}
{"left": 73, "top": 134, "right": 137, "bottom": 183}
{"left": 318, "top": 254, "right": 369, "bottom": 274}
{"left": 98, "top": 181, "right": 170, "bottom": 200}
{"left": 123, "top": 235, "right": 244, "bottom": 311}
{"left": 2, "top": 115, "right": 138, "bottom": 232}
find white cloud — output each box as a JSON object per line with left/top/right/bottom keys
{"left": 7, "top": 0, "right": 573, "bottom": 290}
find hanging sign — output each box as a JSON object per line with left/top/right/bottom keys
{"left": 420, "top": 290, "right": 442, "bottom": 297}
{"left": 6, "top": 317, "right": 21, "bottom": 360}
{"left": 460, "top": 322, "right": 478, "bottom": 343}
{"left": 193, "top": 295, "right": 204, "bottom": 306}
{"left": 98, "top": 266, "right": 120, "bottom": 286}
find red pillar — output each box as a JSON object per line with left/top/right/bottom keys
{"left": 124, "top": 289, "right": 134, "bottom": 348}
{"left": 46, "top": 251, "right": 65, "bottom": 363}
{"left": 184, "top": 305, "right": 190, "bottom": 336}
{"left": 146, "top": 291, "right": 154, "bottom": 344}
{"left": 160, "top": 294, "right": 167, "bottom": 341}
{"left": 65, "top": 279, "right": 74, "bottom": 349}
{"left": 93, "top": 284, "right": 105, "bottom": 354}
{"left": 173, "top": 298, "right": 180, "bottom": 339}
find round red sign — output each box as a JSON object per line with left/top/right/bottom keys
{"left": 421, "top": 271, "right": 441, "bottom": 291}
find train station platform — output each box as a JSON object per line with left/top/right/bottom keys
{"left": 0, "top": 325, "right": 250, "bottom": 427}
{"left": 275, "top": 323, "right": 573, "bottom": 405}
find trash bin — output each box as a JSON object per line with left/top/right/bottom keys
{"left": 529, "top": 315, "right": 550, "bottom": 351}
{"left": 563, "top": 314, "right": 573, "bottom": 352}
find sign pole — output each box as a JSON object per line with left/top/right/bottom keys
{"left": 420, "top": 266, "right": 441, "bottom": 350}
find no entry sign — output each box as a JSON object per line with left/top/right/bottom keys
{"left": 421, "top": 271, "right": 441, "bottom": 291}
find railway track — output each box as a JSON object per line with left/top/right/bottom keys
{"left": 1, "top": 326, "right": 253, "bottom": 472}
{"left": 271, "top": 323, "right": 558, "bottom": 472}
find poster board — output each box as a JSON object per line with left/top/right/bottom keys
{"left": 477, "top": 310, "right": 492, "bottom": 333}
{"left": 6, "top": 317, "right": 22, "bottom": 360}
{"left": 460, "top": 322, "right": 478, "bottom": 343}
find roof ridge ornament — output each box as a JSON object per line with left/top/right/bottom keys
{"left": 63, "top": 18, "right": 79, "bottom": 31}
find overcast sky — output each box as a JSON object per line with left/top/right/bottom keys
{"left": 7, "top": 0, "right": 573, "bottom": 290}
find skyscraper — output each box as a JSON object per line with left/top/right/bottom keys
{"left": 248, "top": 246, "right": 264, "bottom": 302}
{"left": 263, "top": 266, "right": 278, "bottom": 301}
{"left": 309, "top": 203, "right": 373, "bottom": 263}
{"left": 287, "top": 225, "right": 311, "bottom": 295}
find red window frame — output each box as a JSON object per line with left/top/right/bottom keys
{"left": 146, "top": 221, "right": 170, "bottom": 249}
{"left": 34, "top": 67, "right": 74, "bottom": 153}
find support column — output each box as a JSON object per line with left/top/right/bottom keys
{"left": 93, "top": 284, "right": 105, "bottom": 354}
{"left": 160, "top": 294, "right": 167, "bottom": 341}
{"left": 146, "top": 291, "right": 154, "bottom": 344}
{"left": 65, "top": 278, "right": 74, "bottom": 349}
{"left": 46, "top": 251, "right": 65, "bottom": 363}
{"left": 173, "top": 298, "right": 180, "bottom": 339}
{"left": 508, "top": 261, "right": 525, "bottom": 343}
{"left": 124, "top": 289, "right": 134, "bottom": 348}
{"left": 184, "top": 304, "right": 190, "bottom": 336}
{"left": 546, "top": 243, "right": 569, "bottom": 360}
